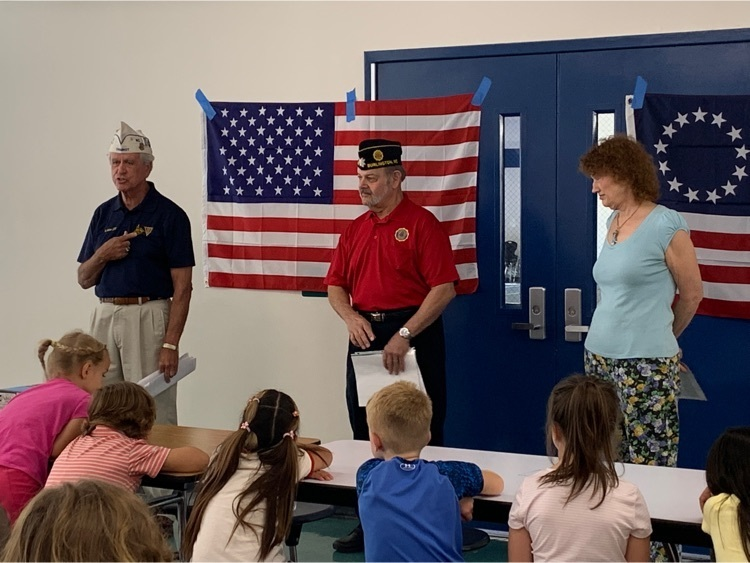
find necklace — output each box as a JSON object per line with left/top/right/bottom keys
{"left": 611, "top": 204, "right": 641, "bottom": 245}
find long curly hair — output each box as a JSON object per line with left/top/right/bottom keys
{"left": 579, "top": 134, "right": 660, "bottom": 203}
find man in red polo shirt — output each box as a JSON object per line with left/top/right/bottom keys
{"left": 324, "top": 139, "right": 459, "bottom": 551}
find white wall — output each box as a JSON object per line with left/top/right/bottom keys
{"left": 2, "top": 1, "right": 749, "bottom": 441}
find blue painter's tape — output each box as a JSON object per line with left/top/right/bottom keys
{"left": 631, "top": 76, "right": 648, "bottom": 110}
{"left": 471, "top": 76, "right": 492, "bottom": 106}
{"left": 346, "top": 88, "right": 356, "bottom": 122}
{"left": 195, "top": 89, "right": 217, "bottom": 120}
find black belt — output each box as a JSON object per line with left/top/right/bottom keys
{"left": 357, "top": 308, "right": 418, "bottom": 323}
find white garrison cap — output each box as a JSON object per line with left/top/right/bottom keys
{"left": 108, "top": 121, "right": 153, "bottom": 157}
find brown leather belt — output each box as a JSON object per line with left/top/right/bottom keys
{"left": 99, "top": 297, "right": 166, "bottom": 305}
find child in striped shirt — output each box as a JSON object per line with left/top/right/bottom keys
{"left": 46, "top": 381, "right": 208, "bottom": 491}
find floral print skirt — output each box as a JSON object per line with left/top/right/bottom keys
{"left": 584, "top": 351, "right": 682, "bottom": 562}
{"left": 584, "top": 350, "right": 681, "bottom": 467}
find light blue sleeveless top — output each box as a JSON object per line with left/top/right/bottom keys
{"left": 585, "top": 205, "right": 688, "bottom": 359}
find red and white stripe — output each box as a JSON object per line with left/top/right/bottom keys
{"left": 203, "top": 94, "right": 480, "bottom": 293}
{"left": 683, "top": 211, "right": 750, "bottom": 318}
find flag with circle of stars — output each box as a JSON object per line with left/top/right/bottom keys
{"left": 634, "top": 93, "right": 750, "bottom": 320}
{"left": 635, "top": 93, "right": 750, "bottom": 215}
{"left": 206, "top": 102, "right": 335, "bottom": 204}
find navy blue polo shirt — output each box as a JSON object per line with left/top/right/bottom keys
{"left": 78, "top": 182, "right": 195, "bottom": 298}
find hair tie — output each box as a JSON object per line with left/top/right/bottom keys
{"left": 240, "top": 421, "right": 250, "bottom": 432}
{"left": 248, "top": 397, "right": 260, "bottom": 404}
{"left": 292, "top": 410, "right": 299, "bottom": 418}
{"left": 283, "top": 430, "right": 297, "bottom": 440}
{"left": 50, "top": 340, "right": 59, "bottom": 348}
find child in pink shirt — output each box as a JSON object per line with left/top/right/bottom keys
{"left": 0, "top": 330, "right": 109, "bottom": 522}
{"left": 47, "top": 381, "right": 208, "bottom": 491}
{"left": 508, "top": 375, "right": 652, "bottom": 562}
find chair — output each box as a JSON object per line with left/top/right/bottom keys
{"left": 0, "top": 505, "right": 10, "bottom": 553}
{"left": 462, "top": 525, "right": 490, "bottom": 552}
{"left": 147, "top": 491, "right": 187, "bottom": 559}
{"left": 285, "top": 502, "right": 335, "bottom": 562}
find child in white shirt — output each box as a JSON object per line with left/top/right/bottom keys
{"left": 183, "top": 389, "right": 333, "bottom": 562}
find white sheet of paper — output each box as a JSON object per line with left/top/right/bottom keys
{"left": 678, "top": 365, "right": 707, "bottom": 401}
{"left": 138, "top": 353, "right": 196, "bottom": 397}
{"left": 352, "top": 348, "right": 425, "bottom": 406}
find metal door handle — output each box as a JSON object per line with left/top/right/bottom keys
{"left": 564, "top": 288, "right": 589, "bottom": 342}
{"left": 511, "top": 287, "right": 546, "bottom": 340}
{"left": 512, "top": 323, "right": 540, "bottom": 330}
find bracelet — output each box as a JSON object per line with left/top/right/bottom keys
{"left": 162, "top": 343, "right": 178, "bottom": 351}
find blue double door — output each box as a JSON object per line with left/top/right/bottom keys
{"left": 369, "top": 29, "right": 750, "bottom": 468}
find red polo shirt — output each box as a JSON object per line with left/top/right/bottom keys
{"left": 325, "top": 196, "right": 459, "bottom": 311}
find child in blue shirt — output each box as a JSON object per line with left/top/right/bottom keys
{"left": 357, "top": 381, "right": 504, "bottom": 562}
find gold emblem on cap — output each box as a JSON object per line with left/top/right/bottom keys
{"left": 394, "top": 228, "right": 409, "bottom": 242}
{"left": 373, "top": 149, "right": 384, "bottom": 162}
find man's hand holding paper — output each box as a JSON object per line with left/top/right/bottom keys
{"left": 383, "top": 332, "right": 411, "bottom": 374}
{"left": 352, "top": 348, "right": 426, "bottom": 407}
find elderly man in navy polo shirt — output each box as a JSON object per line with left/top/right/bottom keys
{"left": 77, "top": 122, "right": 194, "bottom": 425}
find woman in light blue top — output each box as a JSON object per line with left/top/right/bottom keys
{"left": 578, "top": 135, "right": 702, "bottom": 471}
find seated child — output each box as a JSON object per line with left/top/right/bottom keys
{"left": 357, "top": 381, "right": 504, "bottom": 562}
{"left": 0, "top": 330, "right": 108, "bottom": 523}
{"left": 1, "top": 479, "right": 173, "bottom": 561}
{"left": 183, "top": 389, "right": 333, "bottom": 562}
{"left": 700, "top": 426, "right": 750, "bottom": 562}
{"left": 508, "top": 374, "right": 651, "bottom": 562}
{"left": 46, "top": 381, "right": 208, "bottom": 491}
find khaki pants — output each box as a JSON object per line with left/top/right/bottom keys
{"left": 90, "top": 300, "right": 177, "bottom": 424}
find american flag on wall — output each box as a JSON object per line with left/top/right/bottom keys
{"left": 633, "top": 93, "right": 750, "bottom": 319}
{"left": 202, "top": 94, "right": 480, "bottom": 294}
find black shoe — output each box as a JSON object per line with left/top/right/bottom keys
{"left": 333, "top": 524, "right": 364, "bottom": 553}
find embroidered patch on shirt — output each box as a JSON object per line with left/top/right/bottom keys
{"left": 394, "top": 227, "right": 409, "bottom": 242}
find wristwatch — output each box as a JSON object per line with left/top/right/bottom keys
{"left": 398, "top": 327, "right": 412, "bottom": 340}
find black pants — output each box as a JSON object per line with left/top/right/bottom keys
{"left": 345, "top": 312, "right": 447, "bottom": 446}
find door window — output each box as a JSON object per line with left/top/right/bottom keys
{"left": 501, "top": 115, "right": 522, "bottom": 306}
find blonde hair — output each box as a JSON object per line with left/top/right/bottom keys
{"left": 37, "top": 330, "right": 107, "bottom": 380}
{"left": 1, "top": 480, "right": 173, "bottom": 562}
{"left": 366, "top": 381, "right": 431, "bottom": 453}
{"left": 83, "top": 381, "right": 156, "bottom": 439}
